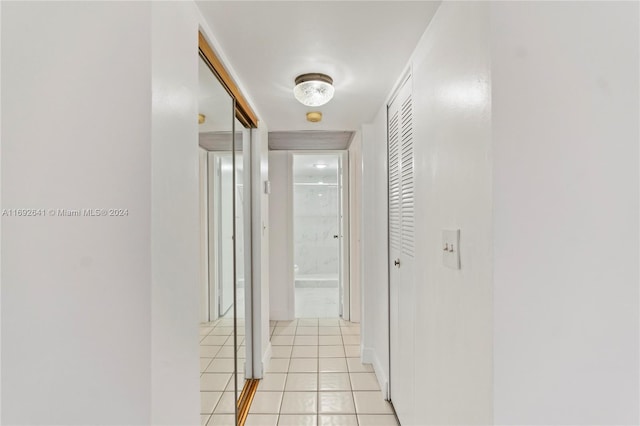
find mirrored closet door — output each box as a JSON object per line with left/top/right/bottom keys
{"left": 198, "top": 49, "right": 253, "bottom": 424}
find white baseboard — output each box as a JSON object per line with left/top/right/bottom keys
{"left": 259, "top": 342, "right": 272, "bottom": 379}
{"left": 362, "top": 346, "right": 389, "bottom": 400}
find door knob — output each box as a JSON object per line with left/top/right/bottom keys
{"left": 394, "top": 259, "right": 401, "bottom": 267}
{"left": 333, "top": 235, "right": 339, "bottom": 239}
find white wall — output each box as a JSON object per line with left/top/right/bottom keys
{"left": 360, "top": 106, "right": 390, "bottom": 396}
{"left": 491, "top": 2, "right": 639, "bottom": 424}
{"left": 268, "top": 151, "right": 294, "bottom": 320}
{"left": 0, "top": 1, "right": 4, "bottom": 417}
{"left": 1, "top": 2, "right": 204, "bottom": 424}
{"left": 410, "top": 3, "right": 493, "bottom": 423}
{"left": 252, "top": 121, "right": 271, "bottom": 377}
{"left": 361, "top": 2, "right": 639, "bottom": 425}
{"left": 361, "top": 2, "right": 493, "bottom": 423}
{"left": 151, "top": 2, "right": 200, "bottom": 424}
{"left": 1, "top": 2, "right": 153, "bottom": 423}
{"left": 348, "top": 132, "right": 362, "bottom": 323}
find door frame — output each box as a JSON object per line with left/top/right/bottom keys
{"left": 287, "top": 150, "right": 351, "bottom": 320}
{"left": 202, "top": 151, "right": 236, "bottom": 320}
{"left": 387, "top": 70, "right": 414, "bottom": 419}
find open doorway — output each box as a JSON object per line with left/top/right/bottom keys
{"left": 292, "top": 153, "right": 349, "bottom": 319}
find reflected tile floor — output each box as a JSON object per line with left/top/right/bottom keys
{"left": 201, "top": 318, "right": 398, "bottom": 426}
{"left": 200, "top": 317, "right": 246, "bottom": 421}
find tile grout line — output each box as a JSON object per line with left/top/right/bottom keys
{"left": 343, "top": 329, "right": 360, "bottom": 426}
{"left": 274, "top": 322, "right": 295, "bottom": 424}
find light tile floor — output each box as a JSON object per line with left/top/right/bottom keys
{"left": 201, "top": 318, "right": 398, "bottom": 426}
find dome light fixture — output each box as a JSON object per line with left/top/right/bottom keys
{"left": 293, "top": 73, "right": 334, "bottom": 107}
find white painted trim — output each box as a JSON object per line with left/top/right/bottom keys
{"left": 250, "top": 127, "right": 261, "bottom": 378}
{"left": 241, "top": 125, "right": 253, "bottom": 379}
{"left": 199, "top": 148, "right": 209, "bottom": 323}
{"left": 261, "top": 342, "right": 272, "bottom": 379}
{"left": 362, "top": 346, "right": 389, "bottom": 401}
{"left": 286, "top": 153, "right": 296, "bottom": 319}
{"left": 289, "top": 150, "right": 351, "bottom": 320}
{"left": 340, "top": 151, "right": 351, "bottom": 321}
{"left": 250, "top": 124, "right": 270, "bottom": 379}
{"left": 208, "top": 153, "right": 223, "bottom": 321}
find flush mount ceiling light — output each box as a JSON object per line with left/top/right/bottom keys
{"left": 313, "top": 163, "right": 328, "bottom": 169}
{"left": 294, "top": 73, "right": 334, "bottom": 107}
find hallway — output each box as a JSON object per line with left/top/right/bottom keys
{"left": 1, "top": 1, "right": 638, "bottom": 425}
{"left": 200, "top": 319, "right": 396, "bottom": 426}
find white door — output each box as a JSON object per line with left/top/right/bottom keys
{"left": 389, "top": 76, "right": 415, "bottom": 425}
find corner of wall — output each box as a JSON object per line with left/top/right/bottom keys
{"left": 362, "top": 346, "right": 389, "bottom": 400}
{"left": 151, "top": 1, "right": 200, "bottom": 424}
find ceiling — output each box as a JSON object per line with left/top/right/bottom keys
{"left": 197, "top": 1, "right": 441, "bottom": 132}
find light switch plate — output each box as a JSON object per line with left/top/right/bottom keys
{"left": 442, "top": 229, "right": 460, "bottom": 270}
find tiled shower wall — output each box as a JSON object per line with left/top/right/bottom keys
{"left": 293, "top": 184, "right": 339, "bottom": 283}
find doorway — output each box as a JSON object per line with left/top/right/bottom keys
{"left": 207, "top": 149, "right": 246, "bottom": 322}
{"left": 292, "top": 152, "right": 349, "bottom": 319}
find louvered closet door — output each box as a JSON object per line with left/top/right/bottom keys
{"left": 389, "top": 77, "right": 415, "bottom": 425}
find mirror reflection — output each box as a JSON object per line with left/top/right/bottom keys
{"left": 198, "top": 55, "right": 249, "bottom": 424}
